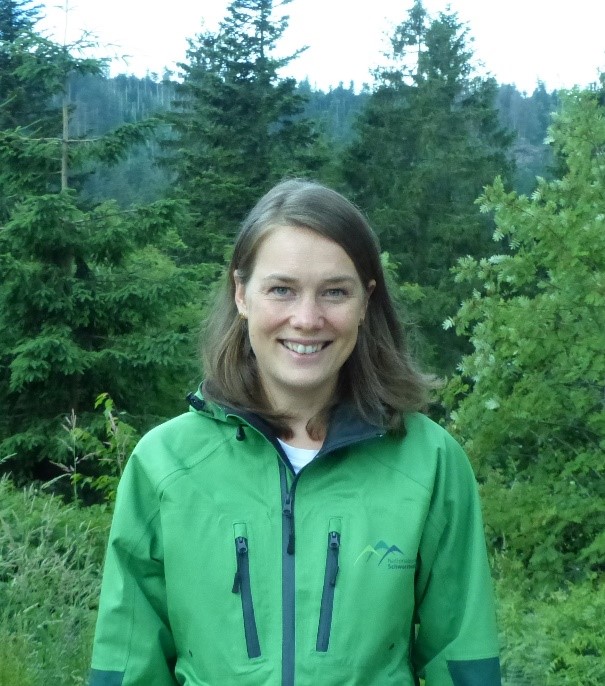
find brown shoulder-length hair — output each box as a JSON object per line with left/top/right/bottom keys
{"left": 201, "top": 178, "right": 435, "bottom": 435}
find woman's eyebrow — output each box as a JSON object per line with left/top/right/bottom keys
{"left": 322, "top": 276, "right": 358, "bottom": 285}
{"left": 261, "top": 274, "right": 298, "bottom": 284}
{"left": 261, "top": 274, "right": 357, "bottom": 284}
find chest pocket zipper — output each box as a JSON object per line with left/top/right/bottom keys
{"left": 316, "top": 517, "right": 342, "bottom": 652}
{"left": 232, "top": 524, "right": 261, "bottom": 658}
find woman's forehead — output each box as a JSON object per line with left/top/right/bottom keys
{"left": 251, "top": 225, "right": 359, "bottom": 276}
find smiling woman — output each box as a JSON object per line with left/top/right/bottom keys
{"left": 233, "top": 225, "right": 374, "bottom": 446}
{"left": 89, "top": 179, "right": 503, "bottom": 686}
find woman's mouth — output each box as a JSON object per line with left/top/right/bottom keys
{"left": 281, "top": 341, "right": 329, "bottom": 355}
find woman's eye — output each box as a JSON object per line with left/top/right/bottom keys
{"left": 270, "top": 286, "right": 291, "bottom": 296}
{"left": 324, "top": 288, "right": 347, "bottom": 298}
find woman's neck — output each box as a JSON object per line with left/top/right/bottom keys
{"left": 281, "top": 419, "right": 325, "bottom": 449}
{"left": 262, "top": 380, "right": 336, "bottom": 445}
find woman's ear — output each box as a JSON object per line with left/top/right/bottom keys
{"left": 359, "top": 279, "right": 376, "bottom": 324}
{"left": 234, "top": 271, "right": 247, "bottom": 317}
{"left": 364, "top": 279, "right": 376, "bottom": 309}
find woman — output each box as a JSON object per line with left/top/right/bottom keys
{"left": 89, "top": 180, "right": 502, "bottom": 685}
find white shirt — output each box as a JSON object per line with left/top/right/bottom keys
{"left": 277, "top": 439, "right": 320, "bottom": 474}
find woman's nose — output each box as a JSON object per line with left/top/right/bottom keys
{"left": 290, "top": 295, "right": 323, "bottom": 329}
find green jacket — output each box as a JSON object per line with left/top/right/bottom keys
{"left": 90, "top": 394, "right": 501, "bottom": 686}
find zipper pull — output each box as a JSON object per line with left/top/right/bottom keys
{"left": 329, "top": 532, "right": 340, "bottom": 586}
{"left": 232, "top": 537, "right": 248, "bottom": 593}
{"left": 283, "top": 493, "right": 295, "bottom": 554}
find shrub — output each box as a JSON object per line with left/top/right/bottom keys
{"left": 497, "top": 570, "right": 605, "bottom": 685}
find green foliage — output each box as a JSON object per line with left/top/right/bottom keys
{"left": 444, "top": 82, "right": 605, "bottom": 683}
{"left": 85, "top": 117, "right": 160, "bottom": 165}
{"left": 0, "top": 476, "right": 110, "bottom": 685}
{"left": 445, "top": 86, "right": 604, "bottom": 473}
{"left": 0, "top": 1, "right": 59, "bottom": 137}
{"left": 4, "top": 65, "right": 549, "bottom": 212}
{"left": 65, "top": 73, "right": 176, "bottom": 207}
{"left": 51, "top": 394, "right": 140, "bottom": 502}
{"left": 162, "top": 0, "right": 326, "bottom": 264}
{"left": 341, "top": 1, "right": 514, "bottom": 374}
{"left": 0, "top": 26, "right": 203, "bottom": 477}
{"left": 0, "top": 20, "right": 106, "bottom": 218}
{"left": 0, "top": 190, "right": 199, "bottom": 473}
{"left": 496, "top": 573, "right": 605, "bottom": 685}
{"left": 299, "top": 79, "right": 371, "bottom": 147}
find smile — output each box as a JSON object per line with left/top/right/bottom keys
{"left": 281, "top": 341, "right": 328, "bottom": 355}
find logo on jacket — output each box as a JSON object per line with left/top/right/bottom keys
{"left": 354, "top": 540, "right": 415, "bottom": 570}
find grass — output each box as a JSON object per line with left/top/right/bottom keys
{"left": 0, "top": 476, "right": 111, "bottom": 686}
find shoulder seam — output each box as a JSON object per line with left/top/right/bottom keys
{"left": 153, "top": 433, "right": 234, "bottom": 496}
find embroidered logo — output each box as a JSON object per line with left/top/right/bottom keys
{"left": 354, "top": 540, "right": 415, "bottom": 570}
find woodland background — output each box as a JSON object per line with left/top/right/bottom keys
{"left": 0, "top": 0, "right": 603, "bottom": 683}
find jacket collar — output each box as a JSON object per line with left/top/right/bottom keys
{"left": 187, "top": 387, "right": 385, "bottom": 456}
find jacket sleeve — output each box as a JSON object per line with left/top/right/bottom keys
{"left": 412, "top": 432, "right": 502, "bottom": 686}
{"left": 89, "top": 447, "right": 178, "bottom": 686}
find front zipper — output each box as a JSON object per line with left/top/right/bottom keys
{"left": 232, "top": 524, "right": 261, "bottom": 658}
{"left": 280, "top": 460, "right": 296, "bottom": 686}
{"left": 316, "top": 517, "right": 342, "bottom": 652}
{"left": 221, "top": 407, "right": 384, "bottom": 684}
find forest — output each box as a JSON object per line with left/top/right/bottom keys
{"left": 0, "top": 0, "right": 603, "bottom": 683}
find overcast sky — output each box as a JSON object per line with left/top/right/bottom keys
{"left": 39, "top": 0, "right": 605, "bottom": 93}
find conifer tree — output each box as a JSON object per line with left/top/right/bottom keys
{"left": 342, "top": 0, "right": 514, "bottom": 372}
{"left": 163, "top": 0, "right": 325, "bottom": 264}
{"left": 0, "top": 0, "right": 49, "bottom": 131}
{"left": 0, "top": 22, "right": 198, "bottom": 480}
{"left": 0, "top": 0, "right": 64, "bottom": 220}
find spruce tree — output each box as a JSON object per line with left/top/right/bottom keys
{"left": 163, "top": 0, "right": 325, "bottom": 264}
{"left": 0, "top": 0, "right": 49, "bottom": 131}
{"left": 342, "top": 1, "right": 514, "bottom": 373}
{"left": 0, "top": 24, "right": 199, "bottom": 480}
{"left": 0, "top": 0, "right": 64, "bottom": 220}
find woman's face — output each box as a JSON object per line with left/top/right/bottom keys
{"left": 234, "top": 225, "right": 374, "bottom": 410}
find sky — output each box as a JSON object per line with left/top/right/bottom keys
{"left": 38, "top": 0, "right": 605, "bottom": 94}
